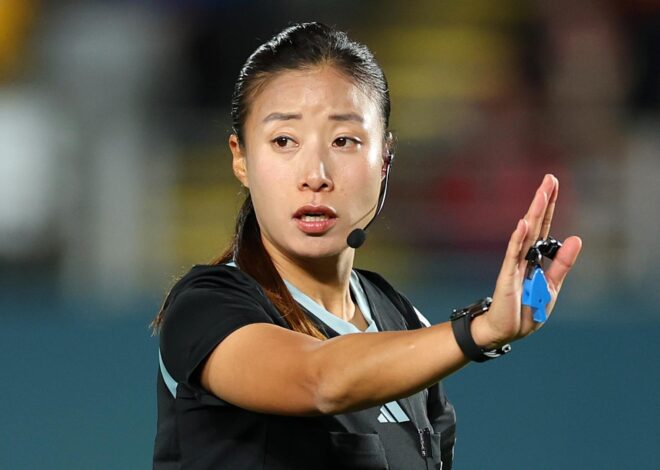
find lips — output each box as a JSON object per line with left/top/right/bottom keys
{"left": 293, "top": 204, "right": 337, "bottom": 219}
{"left": 292, "top": 204, "right": 338, "bottom": 235}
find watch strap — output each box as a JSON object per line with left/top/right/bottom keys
{"left": 450, "top": 297, "right": 511, "bottom": 362}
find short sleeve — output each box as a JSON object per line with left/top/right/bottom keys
{"left": 159, "top": 266, "right": 276, "bottom": 386}
{"left": 413, "top": 306, "right": 432, "bottom": 327}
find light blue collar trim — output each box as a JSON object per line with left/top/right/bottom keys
{"left": 159, "top": 349, "right": 178, "bottom": 398}
{"left": 284, "top": 271, "right": 378, "bottom": 335}
{"left": 224, "top": 260, "right": 377, "bottom": 335}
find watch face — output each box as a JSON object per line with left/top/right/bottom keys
{"left": 467, "top": 299, "right": 491, "bottom": 318}
{"left": 451, "top": 297, "right": 492, "bottom": 321}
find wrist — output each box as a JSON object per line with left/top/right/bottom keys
{"left": 449, "top": 297, "right": 511, "bottom": 363}
{"left": 470, "top": 315, "right": 501, "bottom": 351}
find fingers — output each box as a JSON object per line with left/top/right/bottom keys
{"left": 485, "top": 219, "right": 530, "bottom": 345}
{"left": 540, "top": 177, "right": 558, "bottom": 240}
{"left": 493, "top": 219, "right": 528, "bottom": 303}
{"left": 544, "top": 236, "right": 583, "bottom": 292}
{"left": 502, "top": 219, "right": 528, "bottom": 278}
{"left": 522, "top": 175, "right": 556, "bottom": 253}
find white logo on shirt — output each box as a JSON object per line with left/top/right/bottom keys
{"left": 377, "top": 401, "right": 410, "bottom": 423}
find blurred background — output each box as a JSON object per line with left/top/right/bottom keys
{"left": 1, "top": 0, "right": 659, "bottom": 468}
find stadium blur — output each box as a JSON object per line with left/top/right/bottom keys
{"left": 1, "top": 1, "right": 659, "bottom": 468}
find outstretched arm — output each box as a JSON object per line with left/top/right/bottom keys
{"left": 200, "top": 174, "right": 582, "bottom": 415}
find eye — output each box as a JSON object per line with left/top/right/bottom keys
{"left": 272, "top": 136, "right": 296, "bottom": 148}
{"left": 333, "top": 136, "right": 360, "bottom": 148}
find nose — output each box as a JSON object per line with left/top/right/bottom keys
{"left": 297, "top": 147, "right": 334, "bottom": 193}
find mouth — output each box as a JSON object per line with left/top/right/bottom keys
{"left": 293, "top": 205, "right": 338, "bottom": 235}
{"left": 292, "top": 205, "right": 338, "bottom": 220}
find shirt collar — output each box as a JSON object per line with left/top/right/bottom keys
{"left": 226, "top": 261, "right": 377, "bottom": 334}
{"left": 284, "top": 271, "right": 378, "bottom": 335}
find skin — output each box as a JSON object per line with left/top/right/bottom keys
{"left": 200, "top": 65, "right": 583, "bottom": 416}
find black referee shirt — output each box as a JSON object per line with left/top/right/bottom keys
{"left": 154, "top": 264, "right": 456, "bottom": 469}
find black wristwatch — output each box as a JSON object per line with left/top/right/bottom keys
{"left": 450, "top": 297, "right": 511, "bottom": 362}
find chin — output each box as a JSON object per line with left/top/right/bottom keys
{"left": 288, "top": 236, "right": 347, "bottom": 260}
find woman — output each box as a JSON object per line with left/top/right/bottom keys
{"left": 152, "top": 22, "right": 582, "bottom": 469}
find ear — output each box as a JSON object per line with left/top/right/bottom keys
{"left": 229, "top": 134, "right": 249, "bottom": 188}
{"left": 381, "top": 155, "right": 390, "bottom": 179}
{"left": 381, "top": 131, "right": 394, "bottom": 178}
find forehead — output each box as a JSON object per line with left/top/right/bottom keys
{"left": 247, "top": 66, "right": 381, "bottom": 127}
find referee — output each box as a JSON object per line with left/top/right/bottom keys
{"left": 151, "top": 22, "right": 582, "bottom": 469}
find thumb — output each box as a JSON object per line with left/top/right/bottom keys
{"left": 544, "top": 236, "right": 582, "bottom": 292}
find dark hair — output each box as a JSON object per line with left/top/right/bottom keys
{"left": 152, "top": 22, "right": 392, "bottom": 338}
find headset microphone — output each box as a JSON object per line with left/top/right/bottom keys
{"left": 347, "top": 227, "right": 367, "bottom": 249}
{"left": 346, "top": 151, "right": 394, "bottom": 249}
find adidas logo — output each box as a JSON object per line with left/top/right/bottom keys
{"left": 377, "top": 402, "right": 410, "bottom": 423}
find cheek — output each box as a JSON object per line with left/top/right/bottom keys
{"left": 342, "top": 160, "right": 383, "bottom": 210}
{"left": 355, "top": 154, "right": 384, "bottom": 189}
{"left": 246, "top": 156, "right": 291, "bottom": 219}
{"left": 247, "top": 153, "right": 284, "bottom": 189}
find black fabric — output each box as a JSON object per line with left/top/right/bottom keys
{"left": 356, "top": 269, "right": 456, "bottom": 469}
{"left": 154, "top": 264, "right": 455, "bottom": 469}
{"left": 159, "top": 265, "right": 286, "bottom": 388}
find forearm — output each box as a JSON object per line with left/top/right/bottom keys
{"left": 308, "top": 322, "right": 469, "bottom": 414}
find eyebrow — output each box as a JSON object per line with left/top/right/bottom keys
{"left": 263, "top": 112, "right": 302, "bottom": 123}
{"left": 262, "top": 112, "right": 364, "bottom": 124}
{"left": 329, "top": 113, "right": 364, "bottom": 123}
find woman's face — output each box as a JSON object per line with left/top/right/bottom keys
{"left": 230, "top": 65, "right": 386, "bottom": 261}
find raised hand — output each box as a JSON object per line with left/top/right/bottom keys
{"left": 472, "top": 174, "right": 583, "bottom": 349}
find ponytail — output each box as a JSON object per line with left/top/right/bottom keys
{"left": 213, "top": 195, "right": 326, "bottom": 339}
